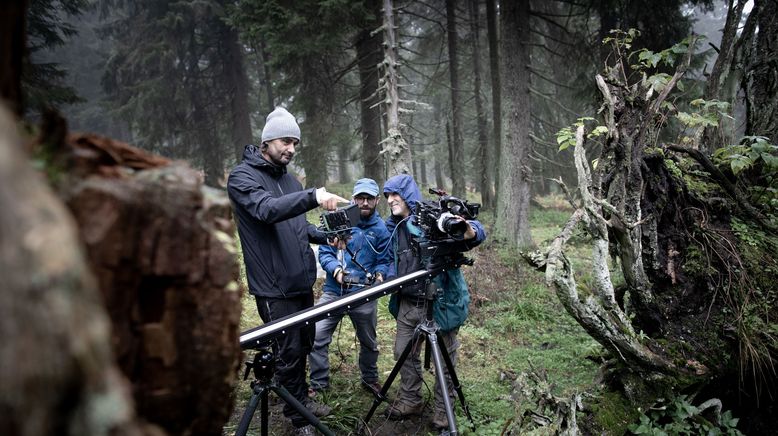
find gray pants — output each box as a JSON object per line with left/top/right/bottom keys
{"left": 393, "top": 297, "right": 459, "bottom": 411}
{"left": 309, "top": 291, "right": 379, "bottom": 390}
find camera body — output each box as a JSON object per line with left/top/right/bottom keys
{"left": 415, "top": 188, "right": 480, "bottom": 241}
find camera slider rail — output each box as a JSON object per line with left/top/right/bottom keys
{"left": 239, "top": 255, "right": 470, "bottom": 349}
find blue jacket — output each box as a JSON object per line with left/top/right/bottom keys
{"left": 382, "top": 174, "right": 486, "bottom": 331}
{"left": 318, "top": 210, "right": 392, "bottom": 296}
{"left": 227, "top": 144, "right": 327, "bottom": 299}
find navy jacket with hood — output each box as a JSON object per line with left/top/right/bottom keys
{"left": 228, "top": 144, "right": 327, "bottom": 299}
{"left": 382, "top": 174, "right": 486, "bottom": 331}
{"left": 318, "top": 210, "right": 391, "bottom": 296}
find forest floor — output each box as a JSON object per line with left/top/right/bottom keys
{"left": 223, "top": 195, "right": 609, "bottom": 436}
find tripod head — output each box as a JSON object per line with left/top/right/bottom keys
{"left": 243, "top": 346, "right": 276, "bottom": 383}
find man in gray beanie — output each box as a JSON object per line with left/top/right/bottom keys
{"left": 227, "top": 107, "right": 347, "bottom": 434}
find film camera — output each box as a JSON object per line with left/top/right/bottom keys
{"left": 415, "top": 188, "right": 480, "bottom": 240}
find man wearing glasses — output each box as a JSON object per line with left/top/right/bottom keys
{"left": 309, "top": 178, "right": 391, "bottom": 397}
{"left": 228, "top": 107, "right": 347, "bottom": 434}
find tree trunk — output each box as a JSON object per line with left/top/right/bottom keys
{"left": 496, "top": 0, "right": 533, "bottom": 248}
{"left": 222, "top": 21, "right": 254, "bottom": 163}
{"left": 469, "top": 0, "right": 492, "bottom": 207}
{"left": 486, "top": 0, "right": 501, "bottom": 210}
{"left": 0, "top": 107, "right": 148, "bottom": 436}
{"left": 61, "top": 131, "right": 242, "bottom": 436}
{"left": 0, "top": 0, "right": 26, "bottom": 116}
{"left": 446, "top": 0, "right": 466, "bottom": 198}
{"left": 259, "top": 40, "right": 275, "bottom": 113}
{"left": 701, "top": 0, "right": 747, "bottom": 153}
{"left": 744, "top": 0, "right": 778, "bottom": 140}
{"left": 356, "top": 0, "right": 385, "bottom": 185}
{"left": 382, "top": 0, "right": 413, "bottom": 176}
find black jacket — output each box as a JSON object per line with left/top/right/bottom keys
{"left": 228, "top": 144, "right": 327, "bottom": 298}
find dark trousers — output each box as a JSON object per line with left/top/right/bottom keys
{"left": 255, "top": 293, "right": 315, "bottom": 427}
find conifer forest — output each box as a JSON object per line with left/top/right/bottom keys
{"left": 1, "top": 0, "right": 777, "bottom": 435}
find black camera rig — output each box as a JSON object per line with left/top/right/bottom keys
{"left": 319, "top": 203, "right": 361, "bottom": 239}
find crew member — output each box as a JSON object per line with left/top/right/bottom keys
{"left": 310, "top": 178, "right": 392, "bottom": 396}
{"left": 382, "top": 174, "right": 486, "bottom": 431}
{"left": 227, "top": 107, "right": 347, "bottom": 434}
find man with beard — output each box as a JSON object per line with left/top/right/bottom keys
{"left": 309, "top": 178, "right": 391, "bottom": 397}
{"left": 227, "top": 107, "right": 347, "bottom": 435}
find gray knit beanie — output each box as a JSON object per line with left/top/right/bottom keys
{"left": 261, "top": 107, "right": 301, "bottom": 143}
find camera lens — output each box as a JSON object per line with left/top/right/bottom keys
{"left": 437, "top": 212, "right": 467, "bottom": 238}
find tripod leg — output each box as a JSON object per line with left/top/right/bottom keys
{"left": 260, "top": 387, "right": 268, "bottom": 436}
{"left": 435, "top": 331, "right": 475, "bottom": 431}
{"left": 362, "top": 326, "right": 425, "bottom": 425}
{"left": 270, "top": 384, "right": 335, "bottom": 436}
{"left": 235, "top": 383, "right": 268, "bottom": 436}
{"left": 427, "top": 332, "right": 459, "bottom": 435}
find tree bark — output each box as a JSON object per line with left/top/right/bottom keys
{"left": 221, "top": 21, "right": 254, "bottom": 163}
{"left": 61, "top": 131, "right": 242, "bottom": 436}
{"left": 486, "top": 0, "right": 501, "bottom": 209}
{"left": 382, "top": 0, "right": 413, "bottom": 176}
{"left": 469, "top": 0, "right": 493, "bottom": 208}
{"left": 0, "top": 107, "right": 149, "bottom": 436}
{"left": 744, "top": 0, "right": 778, "bottom": 141}
{"left": 259, "top": 40, "right": 275, "bottom": 113}
{"left": 446, "top": 0, "right": 466, "bottom": 198}
{"left": 497, "top": 0, "right": 533, "bottom": 248}
{"left": 356, "top": 0, "right": 385, "bottom": 185}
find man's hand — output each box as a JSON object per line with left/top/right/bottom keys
{"left": 316, "top": 187, "right": 349, "bottom": 211}
{"left": 334, "top": 268, "right": 345, "bottom": 284}
{"left": 327, "top": 235, "right": 349, "bottom": 249}
{"left": 463, "top": 221, "right": 476, "bottom": 240}
{"left": 374, "top": 272, "right": 384, "bottom": 283}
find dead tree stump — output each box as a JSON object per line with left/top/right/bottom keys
{"left": 60, "top": 133, "right": 243, "bottom": 435}
{"left": 0, "top": 108, "right": 150, "bottom": 436}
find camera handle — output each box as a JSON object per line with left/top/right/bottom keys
{"left": 235, "top": 348, "right": 335, "bottom": 436}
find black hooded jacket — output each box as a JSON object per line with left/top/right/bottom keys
{"left": 227, "top": 144, "right": 327, "bottom": 298}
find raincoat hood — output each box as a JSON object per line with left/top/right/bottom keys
{"left": 382, "top": 174, "right": 422, "bottom": 214}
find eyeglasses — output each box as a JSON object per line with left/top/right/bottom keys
{"left": 353, "top": 196, "right": 377, "bottom": 203}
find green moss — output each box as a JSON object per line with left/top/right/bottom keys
{"left": 588, "top": 390, "right": 638, "bottom": 434}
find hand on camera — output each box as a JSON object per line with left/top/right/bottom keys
{"left": 327, "top": 235, "right": 349, "bottom": 249}
{"left": 450, "top": 216, "right": 476, "bottom": 240}
{"left": 316, "top": 187, "right": 349, "bottom": 211}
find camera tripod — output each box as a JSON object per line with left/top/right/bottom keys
{"left": 235, "top": 348, "right": 335, "bottom": 436}
{"left": 361, "top": 278, "right": 475, "bottom": 435}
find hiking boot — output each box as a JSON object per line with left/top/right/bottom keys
{"left": 304, "top": 399, "right": 332, "bottom": 417}
{"left": 361, "top": 380, "right": 382, "bottom": 396}
{"left": 384, "top": 401, "right": 424, "bottom": 419}
{"left": 431, "top": 409, "right": 450, "bottom": 430}
{"left": 293, "top": 424, "right": 315, "bottom": 436}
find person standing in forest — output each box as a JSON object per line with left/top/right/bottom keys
{"left": 227, "top": 107, "right": 347, "bottom": 434}
{"left": 309, "top": 178, "right": 392, "bottom": 397}
{"left": 381, "top": 174, "right": 486, "bottom": 431}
